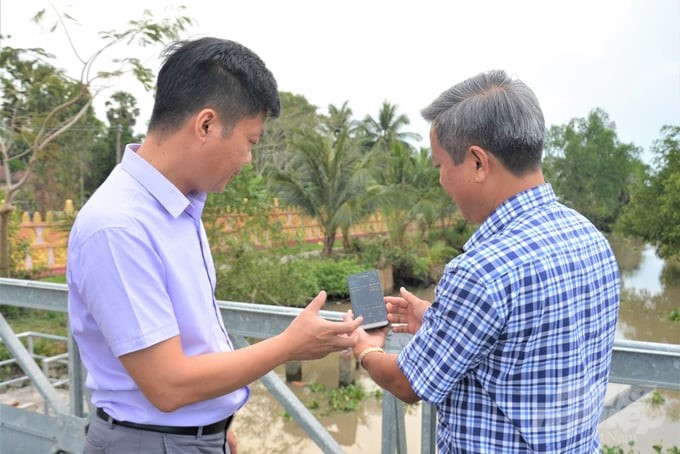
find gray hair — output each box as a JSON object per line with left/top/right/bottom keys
{"left": 421, "top": 69, "right": 545, "bottom": 175}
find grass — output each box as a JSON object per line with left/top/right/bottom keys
{"left": 38, "top": 275, "right": 67, "bottom": 284}
{"left": 647, "top": 390, "right": 666, "bottom": 407}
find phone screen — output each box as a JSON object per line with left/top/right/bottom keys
{"left": 347, "top": 270, "right": 389, "bottom": 330}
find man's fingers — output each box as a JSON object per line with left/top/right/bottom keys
{"left": 385, "top": 296, "right": 408, "bottom": 311}
{"left": 342, "top": 309, "right": 363, "bottom": 327}
{"left": 386, "top": 301, "right": 408, "bottom": 317}
{"left": 323, "top": 314, "right": 362, "bottom": 335}
{"left": 387, "top": 313, "right": 401, "bottom": 323}
{"left": 343, "top": 309, "right": 353, "bottom": 323}
{"left": 399, "top": 286, "right": 416, "bottom": 301}
{"left": 346, "top": 315, "right": 363, "bottom": 331}
{"left": 391, "top": 325, "right": 408, "bottom": 334}
{"left": 305, "top": 290, "right": 327, "bottom": 313}
{"left": 399, "top": 286, "right": 430, "bottom": 307}
{"left": 384, "top": 296, "right": 404, "bottom": 305}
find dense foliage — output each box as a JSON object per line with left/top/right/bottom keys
{"left": 0, "top": 7, "right": 194, "bottom": 276}
{"left": 543, "top": 108, "right": 642, "bottom": 232}
{"left": 616, "top": 126, "right": 680, "bottom": 259}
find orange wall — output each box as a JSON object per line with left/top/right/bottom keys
{"left": 16, "top": 202, "right": 393, "bottom": 275}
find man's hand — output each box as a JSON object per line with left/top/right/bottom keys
{"left": 385, "top": 287, "right": 430, "bottom": 335}
{"left": 342, "top": 310, "right": 389, "bottom": 359}
{"left": 281, "top": 291, "right": 363, "bottom": 361}
{"left": 342, "top": 309, "right": 421, "bottom": 404}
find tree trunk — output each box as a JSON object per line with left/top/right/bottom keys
{"left": 341, "top": 225, "right": 351, "bottom": 252}
{"left": 323, "top": 231, "right": 335, "bottom": 257}
{"left": 115, "top": 124, "right": 122, "bottom": 164}
{"left": 0, "top": 203, "right": 14, "bottom": 277}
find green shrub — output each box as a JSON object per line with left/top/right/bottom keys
{"left": 351, "top": 231, "right": 463, "bottom": 289}
{"left": 214, "top": 244, "right": 320, "bottom": 307}
{"left": 653, "top": 445, "right": 680, "bottom": 454}
{"left": 388, "top": 241, "right": 438, "bottom": 288}
{"left": 669, "top": 308, "right": 680, "bottom": 322}
{"left": 6, "top": 206, "right": 33, "bottom": 278}
{"left": 344, "top": 236, "right": 391, "bottom": 269}
{"left": 312, "top": 258, "right": 366, "bottom": 299}
{"left": 214, "top": 248, "right": 373, "bottom": 307}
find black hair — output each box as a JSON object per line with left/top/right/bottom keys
{"left": 148, "top": 37, "right": 280, "bottom": 135}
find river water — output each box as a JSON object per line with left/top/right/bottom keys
{"left": 235, "top": 236, "right": 680, "bottom": 453}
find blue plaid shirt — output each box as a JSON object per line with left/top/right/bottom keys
{"left": 398, "top": 183, "right": 620, "bottom": 453}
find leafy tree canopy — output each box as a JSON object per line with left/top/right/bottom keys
{"left": 543, "top": 108, "right": 643, "bottom": 231}
{"left": 0, "top": 6, "right": 194, "bottom": 276}
{"left": 617, "top": 125, "right": 680, "bottom": 259}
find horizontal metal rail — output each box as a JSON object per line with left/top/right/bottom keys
{"left": 609, "top": 339, "right": 680, "bottom": 391}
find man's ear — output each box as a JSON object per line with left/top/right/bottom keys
{"left": 195, "top": 108, "right": 217, "bottom": 140}
{"left": 469, "top": 146, "right": 490, "bottom": 182}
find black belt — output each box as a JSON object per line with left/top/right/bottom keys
{"left": 96, "top": 407, "right": 233, "bottom": 436}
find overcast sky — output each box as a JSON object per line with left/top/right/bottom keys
{"left": 2, "top": 0, "right": 679, "bottom": 164}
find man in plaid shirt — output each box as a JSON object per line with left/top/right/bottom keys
{"left": 350, "top": 69, "right": 620, "bottom": 453}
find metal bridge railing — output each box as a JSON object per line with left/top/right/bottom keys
{"left": 0, "top": 331, "right": 69, "bottom": 388}
{"left": 1, "top": 277, "right": 679, "bottom": 453}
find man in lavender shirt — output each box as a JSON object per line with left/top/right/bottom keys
{"left": 67, "top": 37, "right": 362, "bottom": 454}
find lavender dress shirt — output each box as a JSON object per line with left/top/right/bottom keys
{"left": 67, "top": 145, "right": 248, "bottom": 426}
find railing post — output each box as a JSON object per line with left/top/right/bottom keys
{"left": 381, "top": 331, "right": 411, "bottom": 453}
{"left": 421, "top": 403, "right": 437, "bottom": 453}
{"left": 68, "top": 332, "right": 86, "bottom": 417}
{"left": 381, "top": 391, "right": 407, "bottom": 454}
{"left": 285, "top": 360, "right": 302, "bottom": 382}
{"left": 338, "top": 349, "right": 355, "bottom": 387}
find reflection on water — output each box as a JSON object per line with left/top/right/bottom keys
{"left": 234, "top": 236, "right": 680, "bottom": 452}
{"left": 621, "top": 243, "right": 665, "bottom": 296}
{"left": 610, "top": 236, "right": 680, "bottom": 345}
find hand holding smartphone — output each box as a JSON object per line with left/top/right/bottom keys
{"left": 347, "top": 270, "right": 389, "bottom": 330}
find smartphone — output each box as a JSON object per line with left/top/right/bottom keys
{"left": 347, "top": 270, "right": 389, "bottom": 330}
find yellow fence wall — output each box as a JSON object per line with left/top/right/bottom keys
{"left": 16, "top": 201, "right": 394, "bottom": 275}
{"left": 16, "top": 208, "right": 70, "bottom": 275}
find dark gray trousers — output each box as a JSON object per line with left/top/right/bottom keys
{"left": 84, "top": 413, "right": 229, "bottom": 454}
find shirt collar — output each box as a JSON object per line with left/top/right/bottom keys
{"left": 463, "top": 183, "right": 557, "bottom": 251}
{"left": 120, "top": 144, "right": 207, "bottom": 219}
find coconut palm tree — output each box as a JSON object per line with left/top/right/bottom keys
{"left": 321, "top": 100, "right": 360, "bottom": 139}
{"left": 268, "top": 127, "right": 373, "bottom": 256}
{"left": 360, "top": 101, "right": 422, "bottom": 153}
{"left": 368, "top": 143, "right": 449, "bottom": 248}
